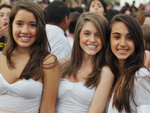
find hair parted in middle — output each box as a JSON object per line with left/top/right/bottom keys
{"left": 136, "top": 11, "right": 150, "bottom": 25}
{"left": 105, "top": 14, "right": 144, "bottom": 112}
{"left": 4, "top": 0, "right": 57, "bottom": 80}
{"left": 62, "top": 12, "right": 108, "bottom": 87}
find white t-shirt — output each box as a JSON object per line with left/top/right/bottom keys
{"left": 46, "top": 24, "right": 72, "bottom": 59}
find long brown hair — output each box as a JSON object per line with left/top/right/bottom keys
{"left": 106, "top": 14, "right": 144, "bottom": 112}
{"left": 3, "top": 0, "right": 56, "bottom": 80}
{"left": 136, "top": 11, "right": 150, "bottom": 25}
{"left": 141, "top": 25, "right": 150, "bottom": 51}
{"left": 62, "top": 12, "right": 108, "bottom": 87}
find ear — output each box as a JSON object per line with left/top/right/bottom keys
{"left": 64, "top": 16, "right": 70, "bottom": 24}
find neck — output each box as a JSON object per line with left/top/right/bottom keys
{"left": 80, "top": 54, "right": 93, "bottom": 69}
{"left": 14, "top": 46, "right": 31, "bottom": 56}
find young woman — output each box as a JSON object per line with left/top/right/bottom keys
{"left": 106, "top": 14, "right": 150, "bottom": 113}
{"left": 0, "top": 0, "right": 60, "bottom": 113}
{"left": 86, "top": 0, "right": 107, "bottom": 15}
{"left": 57, "top": 12, "right": 114, "bottom": 113}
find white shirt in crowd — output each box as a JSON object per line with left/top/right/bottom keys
{"left": 46, "top": 24, "right": 72, "bottom": 59}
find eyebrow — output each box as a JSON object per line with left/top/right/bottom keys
{"left": 112, "top": 32, "right": 130, "bottom": 35}
{"left": 15, "top": 20, "right": 37, "bottom": 23}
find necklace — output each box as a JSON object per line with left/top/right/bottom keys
{"left": 78, "top": 71, "right": 81, "bottom": 74}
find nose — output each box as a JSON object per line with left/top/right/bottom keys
{"left": 119, "top": 37, "right": 126, "bottom": 47}
{"left": 94, "top": 5, "right": 98, "bottom": 9}
{"left": 89, "top": 35, "right": 95, "bottom": 42}
{"left": 21, "top": 25, "right": 29, "bottom": 34}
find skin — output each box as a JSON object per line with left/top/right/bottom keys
{"left": 89, "top": 0, "right": 105, "bottom": 15}
{"left": 79, "top": 21, "right": 102, "bottom": 58}
{"left": 0, "top": 9, "right": 60, "bottom": 113}
{"left": 110, "top": 22, "right": 135, "bottom": 68}
{"left": 143, "top": 17, "right": 150, "bottom": 26}
{"left": 145, "top": 51, "right": 150, "bottom": 68}
{"left": 0, "top": 7, "right": 11, "bottom": 38}
{"left": 58, "top": 21, "right": 114, "bottom": 113}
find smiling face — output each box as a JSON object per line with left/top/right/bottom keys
{"left": 12, "top": 9, "right": 37, "bottom": 50}
{"left": 89, "top": 0, "right": 105, "bottom": 15}
{"left": 79, "top": 21, "right": 102, "bottom": 58}
{"left": 110, "top": 22, "right": 135, "bottom": 62}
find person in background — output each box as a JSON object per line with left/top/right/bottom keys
{"left": 57, "top": 12, "right": 114, "bottom": 113}
{"left": 67, "top": 11, "right": 80, "bottom": 48}
{"left": 45, "top": 1, "right": 72, "bottom": 59}
{"left": 106, "top": 14, "right": 150, "bottom": 113}
{"left": 86, "top": 0, "right": 107, "bottom": 15}
{"left": 136, "top": 11, "right": 150, "bottom": 26}
{"left": 0, "top": 0, "right": 60, "bottom": 112}
{"left": 0, "top": 4, "right": 11, "bottom": 51}
{"left": 141, "top": 25, "right": 150, "bottom": 69}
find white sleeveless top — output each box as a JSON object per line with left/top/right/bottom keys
{"left": 107, "top": 68, "right": 150, "bottom": 113}
{"left": 0, "top": 73, "right": 43, "bottom": 112}
{"left": 55, "top": 78, "right": 96, "bottom": 113}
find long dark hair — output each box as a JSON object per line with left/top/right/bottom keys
{"left": 62, "top": 12, "right": 108, "bottom": 87}
{"left": 106, "top": 14, "right": 144, "bottom": 112}
{"left": 3, "top": 0, "right": 56, "bottom": 80}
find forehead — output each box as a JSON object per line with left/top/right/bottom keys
{"left": 14, "top": 9, "right": 36, "bottom": 21}
{"left": 111, "top": 22, "right": 129, "bottom": 34}
{"left": 91, "top": 0, "right": 102, "bottom": 5}
{"left": 143, "top": 17, "right": 150, "bottom": 25}
{"left": 0, "top": 7, "right": 11, "bottom": 12}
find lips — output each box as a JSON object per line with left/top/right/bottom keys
{"left": 118, "top": 49, "right": 128, "bottom": 52}
{"left": 87, "top": 44, "right": 97, "bottom": 48}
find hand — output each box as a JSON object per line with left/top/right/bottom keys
{"left": 0, "top": 23, "right": 8, "bottom": 38}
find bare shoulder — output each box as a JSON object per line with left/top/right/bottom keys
{"left": 43, "top": 54, "right": 58, "bottom": 67}
{"left": 145, "top": 51, "right": 150, "bottom": 58}
{"left": 101, "top": 65, "right": 114, "bottom": 78}
{"left": 58, "top": 57, "right": 70, "bottom": 67}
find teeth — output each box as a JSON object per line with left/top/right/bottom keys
{"left": 20, "top": 37, "right": 30, "bottom": 40}
{"left": 118, "top": 50, "right": 127, "bottom": 52}
{"left": 87, "top": 45, "right": 96, "bottom": 48}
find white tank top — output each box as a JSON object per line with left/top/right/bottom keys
{"left": 56, "top": 78, "right": 96, "bottom": 113}
{"left": 0, "top": 73, "right": 43, "bottom": 112}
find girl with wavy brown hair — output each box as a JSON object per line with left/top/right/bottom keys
{"left": 106, "top": 14, "right": 150, "bottom": 113}
{"left": 0, "top": 0, "right": 60, "bottom": 113}
{"left": 57, "top": 12, "right": 114, "bottom": 113}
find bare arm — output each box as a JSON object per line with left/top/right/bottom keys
{"left": 144, "top": 52, "right": 150, "bottom": 69}
{"left": 40, "top": 54, "right": 60, "bottom": 113}
{"left": 88, "top": 66, "right": 114, "bottom": 113}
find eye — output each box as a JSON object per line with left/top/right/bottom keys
{"left": 127, "top": 36, "right": 132, "bottom": 40}
{"left": 98, "top": 5, "right": 102, "bottom": 8}
{"left": 114, "top": 36, "right": 120, "bottom": 39}
{"left": 16, "top": 23, "right": 22, "bottom": 26}
{"left": 84, "top": 32, "right": 90, "bottom": 35}
{"left": 95, "top": 34, "right": 100, "bottom": 37}
{"left": 0, "top": 14, "right": 3, "bottom": 17}
{"left": 30, "top": 24, "right": 36, "bottom": 27}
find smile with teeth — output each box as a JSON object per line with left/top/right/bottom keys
{"left": 118, "top": 49, "right": 128, "bottom": 52}
{"left": 20, "top": 37, "right": 30, "bottom": 40}
{"left": 87, "top": 45, "right": 97, "bottom": 48}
